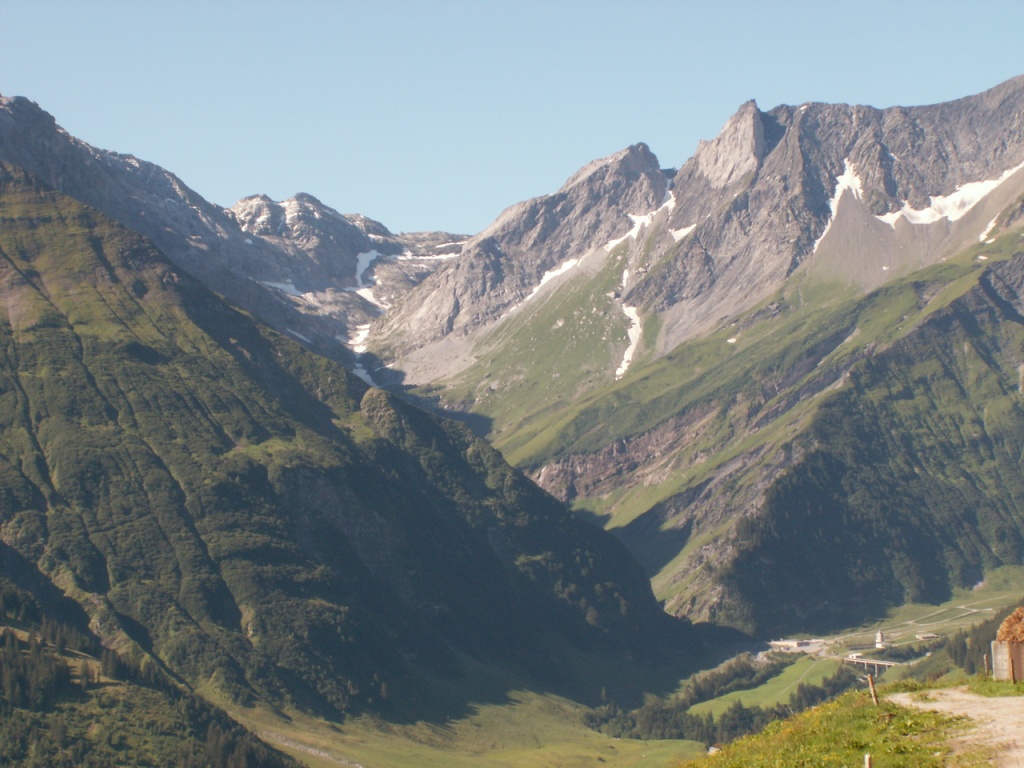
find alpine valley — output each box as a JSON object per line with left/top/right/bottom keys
{"left": 2, "top": 76, "right": 1024, "bottom": 765}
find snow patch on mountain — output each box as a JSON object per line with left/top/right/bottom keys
{"left": 354, "top": 250, "right": 381, "bottom": 284}
{"left": 615, "top": 306, "right": 642, "bottom": 379}
{"left": 397, "top": 251, "right": 460, "bottom": 261}
{"left": 669, "top": 224, "right": 696, "bottom": 242}
{"left": 261, "top": 280, "right": 303, "bottom": 297}
{"left": 344, "top": 250, "right": 389, "bottom": 308}
{"left": 356, "top": 288, "right": 387, "bottom": 309}
{"left": 531, "top": 259, "right": 581, "bottom": 297}
{"left": 343, "top": 323, "right": 377, "bottom": 385}
{"left": 348, "top": 323, "right": 371, "bottom": 354}
{"left": 612, "top": 260, "right": 644, "bottom": 379}
{"left": 981, "top": 215, "right": 1000, "bottom": 242}
{"left": 261, "top": 251, "right": 394, "bottom": 311}
{"left": 500, "top": 257, "right": 584, "bottom": 318}
{"left": 605, "top": 192, "right": 676, "bottom": 251}
{"left": 877, "top": 159, "right": 1024, "bottom": 228}
{"left": 813, "top": 159, "right": 864, "bottom": 253}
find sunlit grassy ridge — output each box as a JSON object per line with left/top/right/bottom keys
{"left": 502, "top": 237, "right": 1016, "bottom": 471}
{"left": 681, "top": 691, "right": 979, "bottom": 768}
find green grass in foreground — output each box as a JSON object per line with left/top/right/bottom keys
{"left": 680, "top": 690, "right": 980, "bottom": 768}
{"left": 967, "top": 678, "right": 1024, "bottom": 697}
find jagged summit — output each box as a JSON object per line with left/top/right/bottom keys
{"left": 693, "top": 99, "right": 765, "bottom": 188}
{"left": 560, "top": 142, "right": 663, "bottom": 192}
{"left": 368, "top": 140, "right": 671, "bottom": 377}
{"left": 8, "top": 78, "right": 1024, "bottom": 391}
{"left": 366, "top": 76, "right": 1024, "bottom": 388}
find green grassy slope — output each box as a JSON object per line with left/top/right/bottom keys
{"left": 0, "top": 162, "right": 688, "bottom": 722}
{"left": 719, "top": 247, "right": 1024, "bottom": 632}
{"left": 681, "top": 690, "right": 977, "bottom": 767}
{"left": 687, "top": 657, "right": 842, "bottom": 718}
{"left": 446, "top": 206, "right": 1024, "bottom": 635}
{"left": 425, "top": 242, "right": 639, "bottom": 441}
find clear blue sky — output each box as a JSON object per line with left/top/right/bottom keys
{"left": 3, "top": 1, "right": 1023, "bottom": 234}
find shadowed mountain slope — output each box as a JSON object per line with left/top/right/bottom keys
{"left": 517, "top": 233, "right": 1024, "bottom": 635}
{"left": 0, "top": 162, "right": 687, "bottom": 717}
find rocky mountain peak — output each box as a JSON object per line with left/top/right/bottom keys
{"left": 0, "top": 94, "right": 55, "bottom": 131}
{"left": 560, "top": 141, "right": 663, "bottom": 193}
{"left": 693, "top": 99, "right": 765, "bottom": 188}
{"left": 229, "top": 193, "right": 286, "bottom": 236}
{"left": 371, "top": 142, "right": 671, "bottom": 367}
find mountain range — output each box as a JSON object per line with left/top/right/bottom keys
{"left": 0, "top": 156, "right": 687, "bottom": 718}
{"left": 1, "top": 76, "right": 1024, "bottom": 743}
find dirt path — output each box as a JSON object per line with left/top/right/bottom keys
{"left": 888, "top": 687, "right": 1024, "bottom": 766}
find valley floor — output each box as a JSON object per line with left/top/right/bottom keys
{"left": 231, "top": 693, "right": 707, "bottom": 768}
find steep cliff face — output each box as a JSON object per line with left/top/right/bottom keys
{"left": 636, "top": 76, "right": 1024, "bottom": 355}
{"left": 360, "top": 77, "right": 1024, "bottom": 394}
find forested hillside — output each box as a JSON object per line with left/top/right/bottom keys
{"left": 0, "top": 576, "right": 295, "bottom": 768}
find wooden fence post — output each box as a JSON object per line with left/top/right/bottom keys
{"left": 864, "top": 754, "right": 873, "bottom": 768}
{"left": 867, "top": 674, "right": 879, "bottom": 706}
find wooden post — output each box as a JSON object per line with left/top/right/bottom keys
{"left": 984, "top": 652, "right": 990, "bottom": 678}
{"left": 867, "top": 674, "right": 879, "bottom": 706}
{"left": 864, "top": 754, "right": 873, "bottom": 768}
{"left": 1011, "top": 655, "right": 1016, "bottom": 684}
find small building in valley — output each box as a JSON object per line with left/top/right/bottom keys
{"left": 769, "top": 638, "right": 824, "bottom": 653}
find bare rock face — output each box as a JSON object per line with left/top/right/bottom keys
{"left": 637, "top": 76, "right": 1024, "bottom": 354}
{"left": 373, "top": 142, "right": 670, "bottom": 353}
{"left": 228, "top": 193, "right": 404, "bottom": 284}
{"left": 693, "top": 100, "right": 766, "bottom": 189}
{"left": 225, "top": 192, "right": 467, "bottom": 341}
{"left": 0, "top": 95, "right": 281, "bottom": 288}
{"left": 6, "top": 78, "right": 1024, "bottom": 392}
{"left": 362, "top": 76, "right": 1024, "bottom": 388}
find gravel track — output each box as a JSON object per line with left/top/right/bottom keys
{"left": 888, "top": 687, "right": 1024, "bottom": 766}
